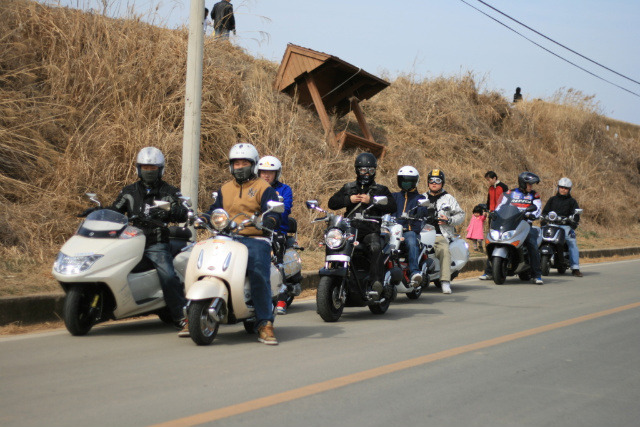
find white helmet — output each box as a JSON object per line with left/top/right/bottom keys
{"left": 558, "top": 177, "right": 573, "bottom": 189}
{"left": 397, "top": 166, "right": 420, "bottom": 190}
{"left": 228, "top": 143, "right": 260, "bottom": 175}
{"left": 136, "top": 147, "right": 165, "bottom": 177}
{"left": 258, "top": 156, "right": 282, "bottom": 182}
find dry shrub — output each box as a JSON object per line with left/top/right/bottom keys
{"left": 1, "top": 0, "right": 639, "bottom": 295}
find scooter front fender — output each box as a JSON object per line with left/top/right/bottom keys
{"left": 492, "top": 246, "right": 509, "bottom": 259}
{"left": 540, "top": 245, "right": 554, "bottom": 256}
{"left": 185, "top": 277, "right": 229, "bottom": 302}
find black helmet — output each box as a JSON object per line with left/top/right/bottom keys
{"left": 518, "top": 172, "right": 540, "bottom": 190}
{"left": 427, "top": 169, "right": 445, "bottom": 186}
{"left": 354, "top": 153, "right": 377, "bottom": 185}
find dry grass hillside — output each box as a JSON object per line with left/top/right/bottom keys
{"left": 1, "top": 0, "right": 639, "bottom": 295}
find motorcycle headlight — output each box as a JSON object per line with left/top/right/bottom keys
{"left": 325, "top": 228, "right": 345, "bottom": 249}
{"left": 53, "top": 252, "right": 103, "bottom": 275}
{"left": 501, "top": 230, "right": 516, "bottom": 241}
{"left": 489, "top": 230, "right": 500, "bottom": 240}
{"left": 210, "top": 209, "right": 230, "bottom": 231}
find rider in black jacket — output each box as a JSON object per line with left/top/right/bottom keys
{"left": 328, "top": 153, "right": 397, "bottom": 299}
{"left": 111, "top": 147, "right": 189, "bottom": 328}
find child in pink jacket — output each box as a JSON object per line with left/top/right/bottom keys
{"left": 466, "top": 205, "right": 486, "bottom": 252}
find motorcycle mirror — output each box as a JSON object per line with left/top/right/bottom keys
{"left": 373, "top": 196, "right": 388, "bottom": 206}
{"left": 526, "top": 205, "right": 537, "bottom": 212}
{"left": 305, "top": 200, "right": 319, "bottom": 209}
{"left": 211, "top": 191, "right": 219, "bottom": 204}
{"left": 574, "top": 208, "right": 583, "bottom": 215}
{"left": 85, "top": 192, "right": 101, "bottom": 207}
{"left": 417, "top": 198, "right": 430, "bottom": 207}
{"left": 152, "top": 200, "right": 171, "bottom": 211}
{"left": 179, "top": 196, "right": 192, "bottom": 207}
{"left": 267, "top": 201, "right": 285, "bottom": 214}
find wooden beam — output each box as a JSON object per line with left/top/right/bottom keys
{"left": 305, "top": 73, "right": 333, "bottom": 137}
{"left": 350, "top": 97, "right": 374, "bottom": 141}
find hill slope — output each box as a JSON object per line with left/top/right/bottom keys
{"left": 1, "top": 0, "right": 639, "bottom": 294}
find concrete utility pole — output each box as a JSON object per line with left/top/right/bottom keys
{"left": 180, "top": 0, "right": 205, "bottom": 213}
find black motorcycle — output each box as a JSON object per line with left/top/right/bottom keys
{"left": 539, "top": 209, "right": 582, "bottom": 276}
{"left": 306, "top": 197, "right": 392, "bottom": 322}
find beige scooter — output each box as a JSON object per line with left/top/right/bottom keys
{"left": 53, "top": 193, "right": 193, "bottom": 335}
{"left": 183, "top": 197, "right": 285, "bottom": 345}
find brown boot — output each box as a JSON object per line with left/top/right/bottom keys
{"left": 257, "top": 321, "right": 278, "bottom": 345}
{"left": 572, "top": 269, "right": 583, "bottom": 277}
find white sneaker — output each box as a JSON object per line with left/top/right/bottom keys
{"left": 441, "top": 281, "right": 452, "bottom": 294}
{"left": 410, "top": 273, "right": 423, "bottom": 288}
{"left": 478, "top": 274, "right": 492, "bottom": 280}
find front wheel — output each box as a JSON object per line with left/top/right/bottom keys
{"left": 64, "top": 286, "right": 101, "bottom": 336}
{"left": 187, "top": 300, "right": 219, "bottom": 345}
{"left": 557, "top": 265, "right": 567, "bottom": 275}
{"left": 541, "top": 254, "right": 551, "bottom": 276}
{"left": 492, "top": 257, "right": 507, "bottom": 285}
{"left": 316, "top": 276, "right": 344, "bottom": 322}
{"left": 405, "top": 284, "right": 423, "bottom": 300}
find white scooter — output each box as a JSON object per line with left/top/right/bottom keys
{"left": 53, "top": 193, "right": 194, "bottom": 336}
{"left": 183, "top": 195, "right": 287, "bottom": 345}
{"left": 419, "top": 204, "right": 469, "bottom": 288}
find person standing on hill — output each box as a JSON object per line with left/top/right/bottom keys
{"left": 513, "top": 87, "right": 523, "bottom": 102}
{"left": 542, "top": 177, "right": 583, "bottom": 277}
{"left": 203, "top": 8, "right": 212, "bottom": 35}
{"left": 466, "top": 204, "right": 486, "bottom": 252}
{"left": 211, "top": 0, "right": 235, "bottom": 39}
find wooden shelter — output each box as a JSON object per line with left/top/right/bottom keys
{"left": 274, "top": 44, "right": 390, "bottom": 158}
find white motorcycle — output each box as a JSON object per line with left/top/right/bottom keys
{"left": 183, "top": 195, "right": 291, "bottom": 345}
{"left": 53, "top": 193, "right": 194, "bottom": 336}
{"left": 419, "top": 204, "right": 469, "bottom": 288}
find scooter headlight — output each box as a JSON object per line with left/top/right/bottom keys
{"left": 210, "top": 209, "right": 230, "bottom": 231}
{"left": 501, "top": 230, "right": 516, "bottom": 241}
{"left": 489, "top": 230, "right": 501, "bottom": 240}
{"left": 53, "top": 252, "right": 103, "bottom": 275}
{"left": 325, "top": 228, "right": 345, "bottom": 249}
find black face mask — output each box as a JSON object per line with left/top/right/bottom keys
{"left": 140, "top": 170, "right": 160, "bottom": 186}
{"left": 232, "top": 165, "right": 254, "bottom": 183}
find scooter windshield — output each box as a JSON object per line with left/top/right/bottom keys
{"left": 77, "top": 209, "right": 128, "bottom": 238}
{"left": 491, "top": 204, "right": 523, "bottom": 232}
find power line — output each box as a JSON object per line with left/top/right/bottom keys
{"left": 458, "top": 0, "right": 640, "bottom": 98}
{"left": 476, "top": 0, "right": 640, "bottom": 87}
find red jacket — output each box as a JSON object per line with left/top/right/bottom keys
{"left": 487, "top": 181, "right": 508, "bottom": 212}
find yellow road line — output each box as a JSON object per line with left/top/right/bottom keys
{"left": 151, "top": 302, "right": 640, "bottom": 427}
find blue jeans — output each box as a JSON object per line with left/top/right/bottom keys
{"left": 560, "top": 225, "right": 580, "bottom": 269}
{"left": 145, "top": 243, "right": 186, "bottom": 322}
{"left": 236, "top": 236, "right": 274, "bottom": 328}
{"left": 402, "top": 231, "right": 420, "bottom": 276}
{"left": 525, "top": 227, "right": 542, "bottom": 279}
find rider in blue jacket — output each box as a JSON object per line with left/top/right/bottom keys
{"left": 391, "top": 166, "right": 427, "bottom": 286}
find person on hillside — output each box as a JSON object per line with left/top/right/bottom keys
{"left": 466, "top": 204, "right": 486, "bottom": 252}
{"left": 542, "top": 177, "right": 583, "bottom": 277}
{"left": 391, "top": 166, "right": 427, "bottom": 287}
{"left": 422, "top": 169, "right": 465, "bottom": 294}
{"left": 513, "top": 87, "right": 523, "bottom": 103}
{"left": 258, "top": 155, "right": 294, "bottom": 314}
{"left": 211, "top": 0, "right": 235, "bottom": 39}
{"left": 110, "top": 147, "right": 189, "bottom": 331}
{"left": 485, "top": 171, "right": 509, "bottom": 215}
{"left": 328, "top": 153, "right": 397, "bottom": 300}
{"left": 203, "top": 8, "right": 212, "bottom": 35}
{"left": 480, "top": 172, "right": 543, "bottom": 284}
{"left": 206, "top": 143, "right": 281, "bottom": 345}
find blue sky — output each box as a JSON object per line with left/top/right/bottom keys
{"left": 52, "top": 0, "right": 640, "bottom": 125}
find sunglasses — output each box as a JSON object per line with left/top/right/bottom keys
{"left": 357, "top": 167, "right": 376, "bottom": 175}
{"left": 428, "top": 178, "right": 443, "bottom": 184}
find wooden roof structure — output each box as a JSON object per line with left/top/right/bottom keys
{"left": 274, "top": 44, "right": 390, "bottom": 158}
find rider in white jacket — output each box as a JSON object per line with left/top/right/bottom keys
{"left": 423, "top": 169, "right": 465, "bottom": 294}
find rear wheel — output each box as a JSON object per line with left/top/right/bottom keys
{"left": 157, "top": 307, "right": 174, "bottom": 325}
{"left": 243, "top": 319, "right": 256, "bottom": 334}
{"left": 187, "top": 300, "right": 219, "bottom": 345}
{"left": 518, "top": 271, "right": 532, "bottom": 281}
{"left": 541, "top": 255, "right": 551, "bottom": 276}
{"left": 557, "top": 265, "right": 567, "bottom": 275}
{"left": 369, "top": 295, "right": 391, "bottom": 314}
{"left": 64, "top": 287, "right": 101, "bottom": 336}
{"left": 316, "top": 276, "right": 344, "bottom": 322}
{"left": 405, "top": 284, "right": 423, "bottom": 300}
{"left": 492, "top": 257, "right": 507, "bottom": 285}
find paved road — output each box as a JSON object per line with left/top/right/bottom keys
{"left": 2, "top": 259, "right": 639, "bottom": 427}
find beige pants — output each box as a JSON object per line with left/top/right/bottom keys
{"left": 435, "top": 235, "right": 451, "bottom": 282}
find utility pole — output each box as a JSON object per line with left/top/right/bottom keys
{"left": 180, "top": 0, "right": 205, "bottom": 213}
